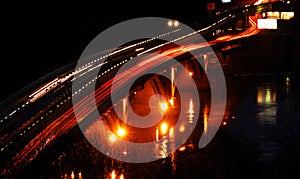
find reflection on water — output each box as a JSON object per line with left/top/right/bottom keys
{"left": 257, "top": 87, "right": 276, "bottom": 105}
{"left": 153, "top": 98, "right": 196, "bottom": 159}
{"left": 19, "top": 71, "right": 300, "bottom": 179}
{"left": 187, "top": 98, "right": 195, "bottom": 124}
{"left": 256, "top": 82, "right": 280, "bottom": 161}
{"left": 257, "top": 86, "right": 277, "bottom": 125}
{"left": 203, "top": 104, "right": 209, "bottom": 136}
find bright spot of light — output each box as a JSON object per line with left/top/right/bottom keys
{"left": 188, "top": 72, "right": 193, "bottom": 76}
{"left": 222, "top": 121, "right": 227, "bottom": 126}
{"left": 173, "top": 20, "right": 179, "bottom": 27}
{"left": 161, "top": 122, "right": 168, "bottom": 135}
{"left": 169, "top": 98, "right": 174, "bottom": 107}
{"left": 120, "top": 174, "right": 124, "bottom": 179}
{"left": 167, "top": 20, "right": 173, "bottom": 27}
{"left": 109, "top": 134, "right": 117, "bottom": 143}
{"left": 117, "top": 127, "right": 126, "bottom": 137}
{"left": 169, "top": 127, "right": 174, "bottom": 138}
{"left": 178, "top": 145, "right": 186, "bottom": 152}
{"left": 160, "top": 102, "right": 168, "bottom": 112}
{"left": 71, "top": 171, "right": 75, "bottom": 179}
{"left": 135, "top": 47, "right": 144, "bottom": 52}
{"left": 111, "top": 170, "right": 116, "bottom": 179}
{"left": 179, "top": 124, "right": 185, "bottom": 132}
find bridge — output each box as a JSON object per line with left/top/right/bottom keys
{"left": 0, "top": 0, "right": 297, "bottom": 177}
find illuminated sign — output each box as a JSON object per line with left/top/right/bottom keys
{"left": 221, "top": 0, "right": 231, "bottom": 3}
{"left": 267, "top": 11, "right": 280, "bottom": 19}
{"left": 281, "top": 12, "right": 294, "bottom": 20}
{"left": 257, "top": 19, "right": 277, "bottom": 29}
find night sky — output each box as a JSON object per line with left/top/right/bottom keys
{"left": 1, "top": 1, "right": 210, "bottom": 101}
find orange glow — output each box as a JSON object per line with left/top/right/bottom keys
{"left": 71, "top": 171, "right": 75, "bottom": 179}
{"left": 216, "top": 35, "right": 232, "bottom": 41}
{"left": 111, "top": 170, "right": 116, "bottom": 179}
{"left": 179, "top": 124, "right": 185, "bottom": 133}
{"left": 188, "top": 72, "right": 193, "bottom": 76}
{"left": 169, "top": 127, "right": 174, "bottom": 138}
{"left": 117, "top": 127, "right": 126, "bottom": 137}
{"left": 161, "top": 122, "right": 168, "bottom": 136}
{"left": 222, "top": 121, "right": 227, "bottom": 126}
{"left": 203, "top": 104, "right": 209, "bottom": 135}
{"left": 155, "top": 127, "right": 159, "bottom": 141}
{"left": 178, "top": 146, "right": 186, "bottom": 152}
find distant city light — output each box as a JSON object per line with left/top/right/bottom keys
{"left": 173, "top": 20, "right": 179, "bottom": 27}
{"left": 167, "top": 20, "right": 173, "bottom": 27}
{"left": 167, "top": 20, "right": 180, "bottom": 27}
{"left": 221, "top": 0, "right": 231, "bottom": 3}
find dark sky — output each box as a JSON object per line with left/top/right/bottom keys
{"left": 1, "top": 1, "right": 209, "bottom": 101}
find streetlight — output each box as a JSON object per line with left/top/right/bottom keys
{"left": 117, "top": 127, "right": 126, "bottom": 137}
{"left": 167, "top": 20, "right": 180, "bottom": 27}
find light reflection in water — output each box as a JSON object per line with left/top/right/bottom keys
{"left": 256, "top": 86, "right": 277, "bottom": 125}
{"left": 203, "top": 104, "right": 209, "bottom": 136}
{"left": 187, "top": 98, "right": 195, "bottom": 123}
{"left": 154, "top": 137, "right": 168, "bottom": 159}
{"left": 257, "top": 87, "right": 276, "bottom": 105}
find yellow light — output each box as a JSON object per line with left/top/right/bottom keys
{"left": 111, "top": 170, "right": 116, "bottom": 179}
{"left": 161, "top": 122, "right": 168, "bottom": 135}
{"left": 160, "top": 102, "right": 168, "bottom": 112}
{"left": 189, "top": 72, "right": 193, "bottom": 76}
{"left": 222, "top": 121, "right": 227, "bottom": 126}
{"left": 169, "top": 98, "right": 174, "bottom": 107}
{"left": 173, "top": 20, "right": 179, "bottom": 27}
{"left": 120, "top": 174, "right": 125, "bottom": 179}
{"left": 169, "top": 127, "right": 174, "bottom": 138}
{"left": 117, "top": 127, "right": 126, "bottom": 137}
{"left": 71, "top": 171, "right": 75, "bottom": 179}
{"left": 109, "top": 134, "right": 117, "bottom": 143}
{"left": 178, "top": 146, "right": 186, "bottom": 152}
{"left": 167, "top": 20, "right": 173, "bottom": 27}
{"left": 179, "top": 124, "right": 185, "bottom": 133}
